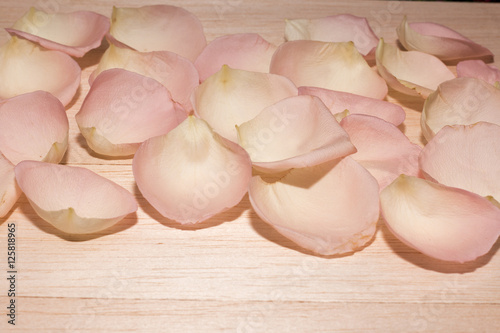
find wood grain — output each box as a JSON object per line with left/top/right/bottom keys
{"left": 1, "top": 1, "right": 499, "bottom": 332}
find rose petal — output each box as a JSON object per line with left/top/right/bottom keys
{"left": 15, "top": 161, "right": 137, "bottom": 234}
{"left": 397, "top": 16, "right": 493, "bottom": 62}
{"left": 284, "top": 14, "right": 379, "bottom": 57}
{"left": 109, "top": 4, "right": 206, "bottom": 62}
{"left": 0, "top": 91, "right": 68, "bottom": 165}
{"left": 340, "top": 114, "right": 421, "bottom": 190}
{"left": 270, "top": 40, "right": 387, "bottom": 99}
{"left": 237, "top": 95, "right": 355, "bottom": 173}
{"left": 0, "top": 37, "right": 80, "bottom": 106}
{"left": 194, "top": 33, "right": 276, "bottom": 82}
{"left": 192, "top": 65, "right": 298, "bottom": 142}
{"left": 133, "top": 116, "right": 252, "bottom": 224}
{"left": 420, "top": 122, "right": 500, "bottom": 202}
{"left": 299, "top": 86, "right": 406, "bottom": 126}
{"left": 375, "top": 38, "right": 455, "bottom": 98}
{"left": 76, "top": 69, "right": 186, "bottom": 157}
{"left": 0, "top": 154, "right": 22, "bottom": 218}
{"left": 90, "top": 43, "right": 199, "bottom": 112}
{"left": 421, "top": 77, "right": 500, "bottom": 141}
{"left": 381, "top": 175, "right": 500, "bottom": 263}
{"left": 249, "top": 156, "right": 380, "bottom": 255}
{"left": 6, "top": 7, "right": 109, "bottom": 57}
{"left": 457, "top": 60, "right": 500, "bottom": 86}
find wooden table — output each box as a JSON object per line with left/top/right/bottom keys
{"left": 1, "top": 0, "right": 499, "bottom": 331}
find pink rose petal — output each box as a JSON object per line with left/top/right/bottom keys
{"left": 457, "top": 60, "right": 500, "bottom": 86}
{"left": 0, "top": 154, "right": 22, "bottom": 218}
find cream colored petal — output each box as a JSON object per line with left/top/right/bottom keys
{"left": 421, "top": 77, "right": 500, "bottom": 141}
{"left": 249, "top": 157, "right": 380, "bottom": 255}
{"left": 109, "top": 5, "right": 206, "bottom": 62}
{"left": 456, "top": 60, "right": 500, "bottom": 86}
{"left": 192, "top": 66, "right": 298, "bottom": 142}
{"left": 237, "top": 95, "right": 355, "bottom": 173}
{"left": 381, "top": 175, "right": 500, "bottom": 263}
{"left": 15, "top": 161, "right": 138, "bottom": 234}
{"left": 270, "top": 40, "right": 387, "bottom": 99}
{"left": 7, "top": 7, "right": 109, "bottom": 57}
{"left": 133, "top": 116, "right": 252, "bottom": 224}
{"left": 0, "top": 154, "right": 21, "bottom": 218}
{"left": 0, "top": 91, "right": 68, "bottom": 164}
{"left": 375, "top": 38, "right": 455, "bottom": 98}
{"left": 0, "top": 37, "right": 80, "bottom": 106}
{"left": 76, "top": 69, "right": 186, "bottom": 157}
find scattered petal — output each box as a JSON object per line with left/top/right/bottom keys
{"left": 109, "top": 4, "right": 206, "bottom": 62}
{"left": 299, "top": 86, "right": 406, "bottom": 126}
{"left": 270, "top": 40, "right": 387, "bottom": 99}
{"left": 133, "top": 116, "right": 252, "bottom": 224}
{"left": 0, "top": 37, "right": 80, "bottom": 106}
{"left": 381, "top": 175, "right": 500, "bottom": 263}
{"left": 397, "top": 16, "right": 493, "bottom": 62}
{"left": 0, "top": 91, "right": 68, "bottom": 165}
{"left": 192, "top": 65, "right": 298, "bottom": 142}
{"left": 76, "top": 69, "right": 186, "bottom": 157}
{"left": 0, "top": 154, "right": 21, "bottom": 218}
{"left": 6, "top": 7, "right": 109, "bottom": 57}
{"left": 340, "top": 114, "right": 421, "bottom": 190}
{"left": 237, "top": 95, "right": 355, "bottom": 173}
{"left": 457, "top": 60, "right": 500, "bottom": 86}
{"left": 15, "top": 160, "right": 138, "bottom": 234}
{"left": 421, "top": 77, "right": 500, "bottom": 141}
{"left": 375, "top": 38, "right": 455, "bottom": 98}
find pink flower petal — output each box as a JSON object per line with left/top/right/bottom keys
{"left": 381, "top": 175, "right": 500, "bottom": 263}
{"left": 397, "top": 16, "right": 493, "bottom": 62}
{"left": 194, "top": 33, "right": 276, "bottom": 82}
{"left": 0, "top": 37, "right": 80, "bottom": 106}
{"left": 133, "top": 116, "right": 252, "bottom": 224}
{"left": 90, "top": 43, "right": 199, "bottom": 112}
{"left": 109, "top": 5, "right": 206, "bottom": 62}
{"left": 340, "top": 114, "right": 421, "bottom": 190}
{"left": 0, "top": 154, "right": 22, "bottom": 218}
{"left": 76, "top": 69, "right": 187, "bottom": 157}
{"left": 237, "top": 95, "right": 355, "bottom": 173}
{"left": 299, "top": 86, "right": 406, "bottom": 126}
{"left": 375, "top": 38, "right": 455, "bottom": 98}
{"left": 457, "top": 60, "right": 500, "bottom": 86}
{"left": 285, "top": 14, "right": 379, "bottom": 57}
{"left": 15, "top": 161, "right": 138, "bottom": 234}
{"left": 0, "top": 91, "right": 68, "bottom": 165}
{"left": 420, "top": 122, "right": 500, "bottom": 202}
{"left": 249, "top": 156, "right": 380, "bottom": 255}
{"left": 6, "top": 7, "right": 109, "bottom": 57}
{"left": 270, "top": 40, "right": 387, "bottom": 99}
{"left": 192, "top": 66, "right": 298, "bottom": 142}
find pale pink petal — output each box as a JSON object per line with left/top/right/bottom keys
{"left": 194, "top": 33, "right": 276, "bottom": 82}
{"left": 0, "top": 154, "right": 22, "bottom": 218}
{"left": 397, "top": 16, "right": 493, "bottom": 62}
{"left": 381, "top": 175, "right": 500, "bottom": 263}
{"left": 249, "top": 156, "right": 380, "bottom": 255}
{"left": 0, "top": 91, "right": 68, "bottom": 165}
{"left": 340, "top": 114, "right": 421, "bottom": 190}
{"left": 133, "top": 116, "right": 252, "bottom": 224}
{"left": 76, "top": 69, "right": 186, "bottom": 157}
{"left": 299, "top": 86, "right": 406, "bottom": 126}
{"left": 6, "top": 7, "right": 109, "bottom": 57}
{"left": 0, "top": 37, "right": 80, "bottom": 106}
{"left": 285, "top": 14, "right": 379, "bottom": 57}
{"left": 420, "top": 122, "right": 500, "bottom": 202}
{"left": 421, "top": 77, "right": 500, "bottom": 141}
{"left": 270, "top": 40, "right": 387, "bottom": 99}
{"left": 192, "top": 66, "right": 298, "bottom": 142}
{"left": 15, "top": 161, "right": 138, "bottom": 234}
{"left": 457, "top": 60, "right": 500, "bottom": 86}
{"left": 375, "top": 38, "right": 455, "bottom": 98}
{"left": 90, "top": 43, "right": 199, "bottom": 112}
{"left": 109, "top": 5, "right": 206, "bottom": 62}
{"left": 237, "top": 95, "right": 355, "bottom": 173}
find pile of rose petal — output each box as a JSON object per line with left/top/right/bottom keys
{"left": 1, "top": 6, "right": 499, "bottom": 264}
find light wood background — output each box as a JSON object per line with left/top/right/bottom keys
{"left": 1, "top": 0, "right": 499, "bottom": 332}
